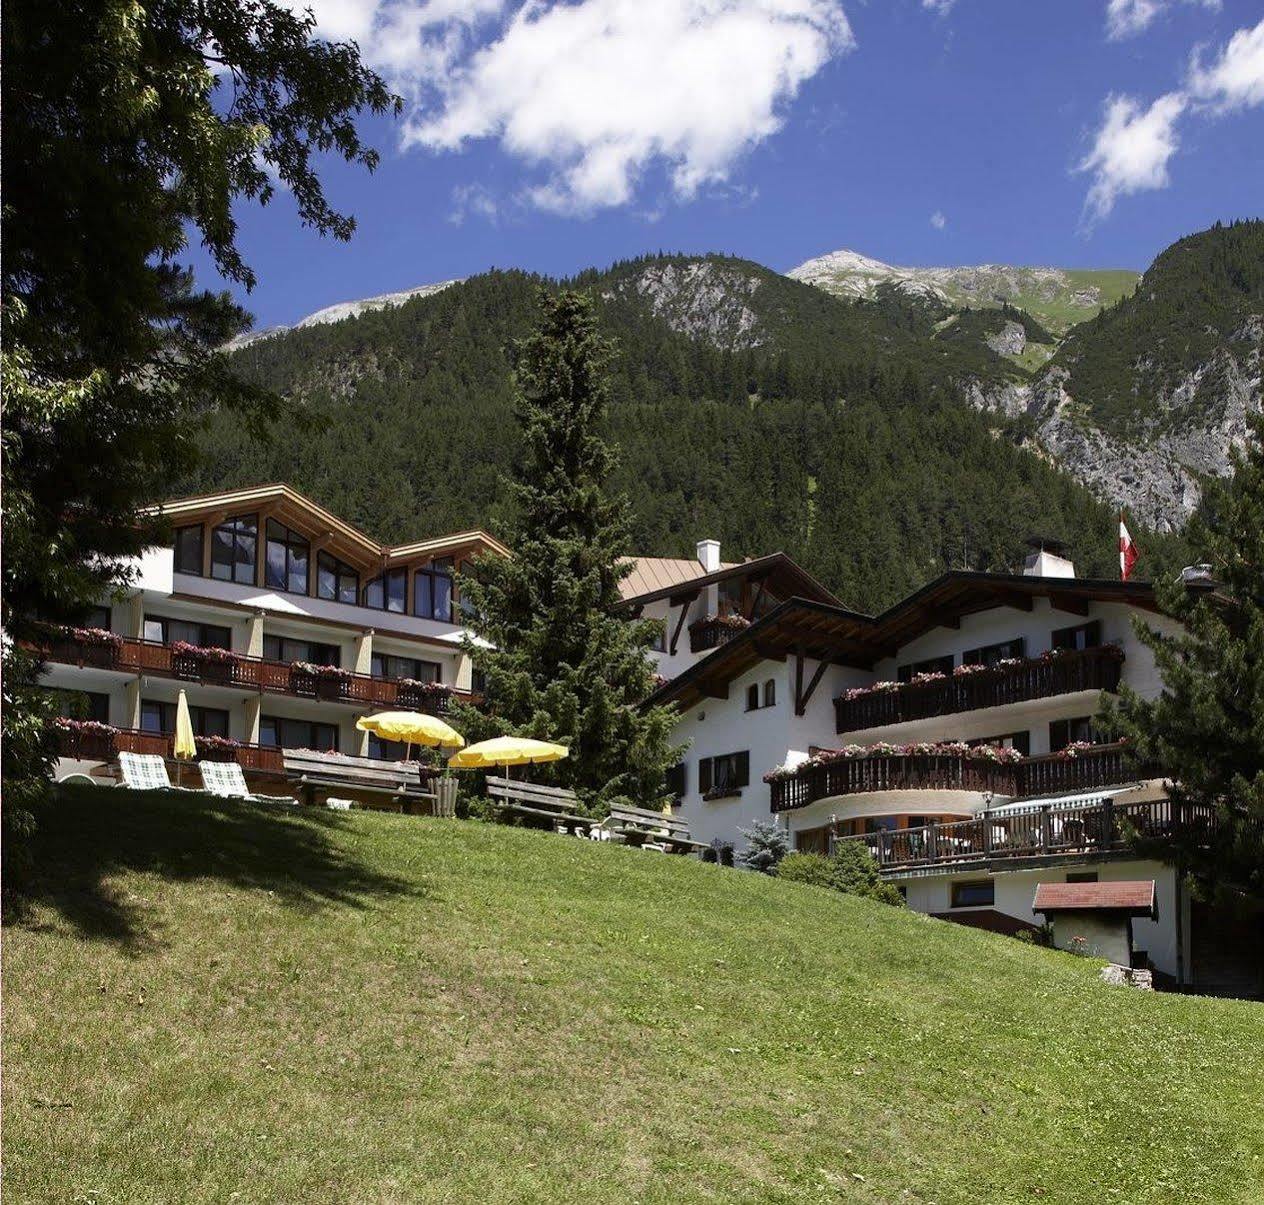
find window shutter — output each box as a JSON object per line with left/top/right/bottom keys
{"left": 698, "top": 757, "right": 712, "bottom": 794}
{"left": 736, "top": 751, "right": 750, "bottom": 788}
{"left": 1050, "top": 719, "right": 1068, "bottom": 752}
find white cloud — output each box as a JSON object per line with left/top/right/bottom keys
{"left": 1105, "top": 0, "right": 1220, "bottom": 42}
{"left": 448, "top": 182, "right": 500, "bottom": 225}
{"left": 1077, "top": 92, "right": 1186, "bottom": 223}
{"left": 922, "top": 0, "right": 955, "bottom": 15}
{"left": 401, "top": 0, "right": 854, "bottom": 214}
{"left": 1187, "top": 16, "right": 1264, "bottom": 111}
{"left": 930, "top": 210, "right": 947, "bottom": 229}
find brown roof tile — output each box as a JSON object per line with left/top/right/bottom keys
{"left": 1032, "top": 880, "right": 1156, "bottom": 914}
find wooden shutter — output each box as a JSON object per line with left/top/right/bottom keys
{"left": 735, "top": 751, "right": 750, "bottom": 788}
{"left": 698, "top": 757, "right": 713, "bottom": 794}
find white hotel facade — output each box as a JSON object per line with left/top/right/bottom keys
{"left": 38, "top": 484, "right": 1258, "bottom": 995}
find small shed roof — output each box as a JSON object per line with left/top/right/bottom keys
{"left": 1032, "top": 880, "right": 1157, "bottom": 918}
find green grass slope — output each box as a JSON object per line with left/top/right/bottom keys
{"left": 9, "top": 788, "right": 1262, "bottom": 1204}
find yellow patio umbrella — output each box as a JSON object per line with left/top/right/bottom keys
{"left": 355, "top": 710, "right": 466, "bottom": 762}
{"left": 173, "top": 689, "right": 197, "bottom": 786}
{"left": 447, "top": 735, "right": 569, "bottom": 774}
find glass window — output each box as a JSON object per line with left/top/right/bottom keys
{"left": 259, "top": 716, "right": 339, "bottom": 751}
{"left": 897, "top": 655, "right": 954, "bottom": 683}
{"left": 1051, "top": 621, "right": 1102, "bottom": 652}
{"left": 174, "top": 525, "right": 203, "bottom": 575}
{"left": 262, "top": 635, "right": 341, "bottom": 667}
{"left": 143, "top": 615, "right": 231, "bottom": 649}
{"left": 265, "top": 519, "right": 309, "bottom": 595}
{"left": 370, "top": 653, "right": 440, "bottom": 682}
{"left": 647, "top": 618, "right": 666, "bottom": 653}
{"left": 1049, "top": 716, "right": 1098, "bottom": 752}
{"left": 664, "top": 763, "right": 686, "bottom": 800}
{"left": 140, "top": 699, "right": 229, "bottom": 737}
{"left": 84, "top": 605, "right": 112, "bottom": 631}
{"left": 951, "top": 880, "right": 995, "bottom": 908}
{"left": 969, "top": 731, "right": 1031, "bottom": 755}
{"left": 367, "top": 733, "right": 410, "bottom": 761}
{"left": 414, "top": 558, "right": 454, "bottom": 621}
{"left": 317, "top": 551, "right": 359, "bottom": 605}
{"left": 745, "top": 683, "right": 760, "bottom": 711}
{"left": 210, "top": 514, "right": 257, "bottom": 585}
{"left": 365, "top": 568, "right": 406, "bottom": 613}
{"left": 763, "top": 679, "right": 776, "bottom": 707}
{"left": 718, "top": 578, "right": 743, "bottom": 617}
{"left": 49, "top": 688, "right": 110, "bottom": 722}
{"left": 698, "top": 751, "right": 750, "bottom": 794}
{"left": 962, "top": 637, "right": 1026, "bottom": 666}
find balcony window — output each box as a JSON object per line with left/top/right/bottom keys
{"left": 962, "top": 637, "right": 1026, "bottom": 666}
{"left": 698, "top": 751, "right": 749, "bottom": 796}
{"left": 263, "top": 635, "right": 340, "bottom": 667}
{"left": 969, "top": 731, "right": 1031, "bottom": 755}
{"left": 174, "top": 525, "right": 203, "bottom": 576}
{"left": 364, "top": 568, "right": 406, "bottom": 613}
{"left": 371, "top": 653, "right": 440, "bottom": 682}
{"left": 259, "top": 716, "right": 338, "bottom": 751}
{"left": 143, "top": 615, "right": 231, "bottom": 649}
{"left": 265, "top": 520, "right": 309, "bottom": 595}
{"left": 897, "top": 654, "right": 953, "bottom": 683}
{"left": 367, "top": 733, "right": 410, "bottom": 761}
{"left": 414, "top": 558, "right": 454, "bottom": 622}
{"left": 140, "top": 699, "right": 229, "bottom": 737}
{"left": 49, "top": 688, "right": 110, "bottom": 723}
{"left": 84, "top": 605, "right": 112, "bottom": 630}
{"left": 317, "top": 551, "right": 359, "bottom": 605}
{"left": 1049, "top": 716, "right": 1099, "bottom": 752}
{"left": 210, "top": 514, "right": 257, "bottom": 585}
{"left": 950, "top": 880, "right": 995, "bottom": 908}
{"left": 718, "top": 578, "right": 743, "bottom": 617}
{"left": 1052, "top": 621, "right": 1102, "bottom": 652}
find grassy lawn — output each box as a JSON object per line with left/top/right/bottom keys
{"left": 6, "top": 787, "right": 1263, "bottom": 1204}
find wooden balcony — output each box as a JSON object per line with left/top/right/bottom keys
{"left": 836, "top": 794, "right": 1217, "bottom": 874}
{"left": 55, "top": 725, "right": 286, "bottom": 777}
{"left": 770, "top": 752, "right": 1019, "bottom": 814}
{"left": 833, "top": 645, "right": 1125, "bottom": 734}
{"left": 769, "top": 742, "right": 1152, "bottom": 814}
{"left": 36, "top": 634, "right": 478, "bottom": 712}
{"left": 689, "top": 616, "right": 750, "bottom": 654}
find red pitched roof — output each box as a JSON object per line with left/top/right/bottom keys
{"left": 1032, "top": 880, "right": 1156, "bottom": 916}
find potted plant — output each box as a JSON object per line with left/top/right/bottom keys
{"left": 170, "top": 640, "right": 240, "bottom": 684}
{"left": 52, "top": 716, "right": 119, "bottom": 758}
{"left": 194, "top": 733, "right": 243, "bottom": 762}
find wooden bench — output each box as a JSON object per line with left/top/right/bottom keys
{"left": 485, "top": 775, "right": 592, "bottom": 834}
{"left": 282, "top": 750, "right": 438, "bottom": 814}
{"left": 603, "top": 803, "right": 708, "bottom": 854}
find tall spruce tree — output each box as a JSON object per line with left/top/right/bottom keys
{"left": 452, "top": 291, "right": 679, "bottom": 810}
{"left": 1106, "top": 413, "right": 1264, "bottom": 899}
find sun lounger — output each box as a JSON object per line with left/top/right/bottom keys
{"left": 117, "top": 751, "right": 196, "bottom": 792}
{"left": 198, "top": 759, "right": 297, "bottom": 805}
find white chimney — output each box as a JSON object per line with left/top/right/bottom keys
{"left": 1022, "top": 537, "right": 1076, "bottom": 579}
{"left": 696, "top": 539, "right": 721, "bottom": 573}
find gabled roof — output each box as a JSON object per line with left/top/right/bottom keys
{"left": 150, "top": 484, "right": 509, "bottom": 570}
{"left": 646, "top": 570, "right": 1162, "bottom": 710}
{"left": 619, "top": 552, "right": 842, "bottom": 608}
{"left": 1032, "top": 880, "right": 1157, "bottom": 917}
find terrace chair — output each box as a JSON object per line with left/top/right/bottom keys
{"left": 198, "top": 759, "right": 297, "bottom": 806}
{"left": 117, "top": 751, "right": 195, "bottom": 792}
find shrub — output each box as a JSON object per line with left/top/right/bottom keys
{"left": 774, "top": 842, "right": 905, "bottom": 907}
{"left": 738, "top": 821, "right": 789, "bottom": 874}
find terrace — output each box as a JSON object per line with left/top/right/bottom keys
{"left": 36, "top": 631, "right": 479, "bottom": 713}
{"left": 833, "top": 645, "right": 1124, "bottom": 734}
{"left": 835, "top": 794, "right": 1218, "bottom": 875}
{"left": 768, "top": 741, "right": 1148, "bottom": 814}
{"left": 688, "top": 614, "right": 751, "bottom": 654}
{"left": 55, "top": 724, "right": 286, "bottom": 778}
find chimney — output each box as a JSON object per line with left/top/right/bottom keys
{"left": 1022, "top": 536, "right": 1076, "bottom": 579}
{"left": 696, "top": 539, "right": 721, "bottom": 573}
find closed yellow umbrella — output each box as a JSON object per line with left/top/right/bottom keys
{"left": 173, "top": 690, "right": 197, "bottom": 786}
{"left": 356, "top": 711, "right": 465, "bottom": 761}
{"left": 448, "top": 736, "right": 568, "bottom": 770}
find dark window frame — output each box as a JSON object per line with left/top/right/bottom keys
{"left": 698, "top": 751, "right": 750, "bottom": 796}
{"left": 265, "top": 519, "right": 310, "bottom": 596}
{"left": 1049, "top": 716, "right": 1099, "bottom": 752}
{"left": 210, "top": 513, "right": 258, "bottom": 585}
{"left": 262, "top": 634, "right": 341, "bottom": 668}
{"left": 259, "top": 715, "right": 339, "bottom": 752}
{"left": 370, "top": 652, "right": 441, "bottom": 682}
{"left": 951, "top": 880, "right": 995, "bottom": 908}
{"left": 174, "top": 525, "right": 204, "bottom": 576}
{"left": 364, "top": 567, "right": 407, "bottom": 614}
{"left": 49, "top": 687, "right": 110, "bottom": 723}
{"left": 316, "top": 550, "right": 359, "bottom": 605}
{"left": 143, "top": 614, "right": 232, "bottom": 650}
{"left": 897, "top": 654, "right": 954, "bottom": 683}
{"left": 664, "top": 763, "right": 687, "bottom": 800}
{"left": 962, "top": 637, "right": 1026, "bottom": 666}
{"left": 1051, "top": 620, "right": 1102, "bottom": 652}
{"left": 140, "top": 698, "right": 230, "bottom": 738}
{"left": 414, "top": 557, "right": 455, "bottom": 622}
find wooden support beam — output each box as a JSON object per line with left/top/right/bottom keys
{"left": 668, "top": 598, "right": 692, "bottom": 657}
{"left": 1050, "top": 595, "right": 1090, "bottom": 616}
{"left": 794, "top": 645, "right": 805, "bottom": 715}
{"left": 699, "top": 680, "right": 730, "bottom": 700}
{"left": 751, "top": 641, "right": 787, "bottom": 663}
{"left": 995, "top": 592, "right": 1035, "bottom": 613}
{"left": 795, "top": 656, "right": 831, "bottom": 717}
{"left": 748, "top": 576, "right": 767, "bottom": 621}
{"left": 934, "top": 614, "right": 961, "bottom": 630}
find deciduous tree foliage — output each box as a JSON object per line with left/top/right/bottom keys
{"left": 450, "top": 292, "right": 679, "bottom": 810}
{"left": 2, "top": 0, "right": 396, "bottom": 861}
{"left": 1107, "top": 414, "right": 1264, "bottom": 899}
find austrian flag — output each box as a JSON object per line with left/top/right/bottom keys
{"left": 1119, "top": 515, "right": 1138, "bottom": 582}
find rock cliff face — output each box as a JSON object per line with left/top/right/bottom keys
{"left": 607, "top": 260, "right": 765, "bottom": 349}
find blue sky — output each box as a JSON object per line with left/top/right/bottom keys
{"left": 197, "top": 0, "right": 1264, "bottom": 330}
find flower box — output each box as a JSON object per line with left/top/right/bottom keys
{"left": 194, "top": 734, "right": 243, "bottom": 762}
{"left": 397, "top": 679, "right": 455, "bottom": 711}
{"left": 170, "top": 641, "right": 241, "bottom": 684}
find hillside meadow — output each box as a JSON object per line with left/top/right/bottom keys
{"left": 5, "top": 787, "right": 1263, "bottom": 1203}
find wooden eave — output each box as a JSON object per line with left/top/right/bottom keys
{"left": 620, "top": 553, "right": 842, "bottom": 610}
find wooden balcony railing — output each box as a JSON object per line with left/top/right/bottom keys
{"left": 835, "top": 795, "right": 1218, "bottom": 873}
{"left": 689, "top": 616, "right": 751, "bottom": 655}
{"left": 768, "top": 742, "right": 1154, "bottom": 814}
{"left": 55, "top": 726, "right": 286, "bottom": 777}
{"left": 833, "top": 645, "right": 1125, "bottom": 734}
{"left": 769, "top": 753, "right": 1020, "bottom": 814}
{"left": 36, "top": 635, "right": 478, "bottom": 713}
